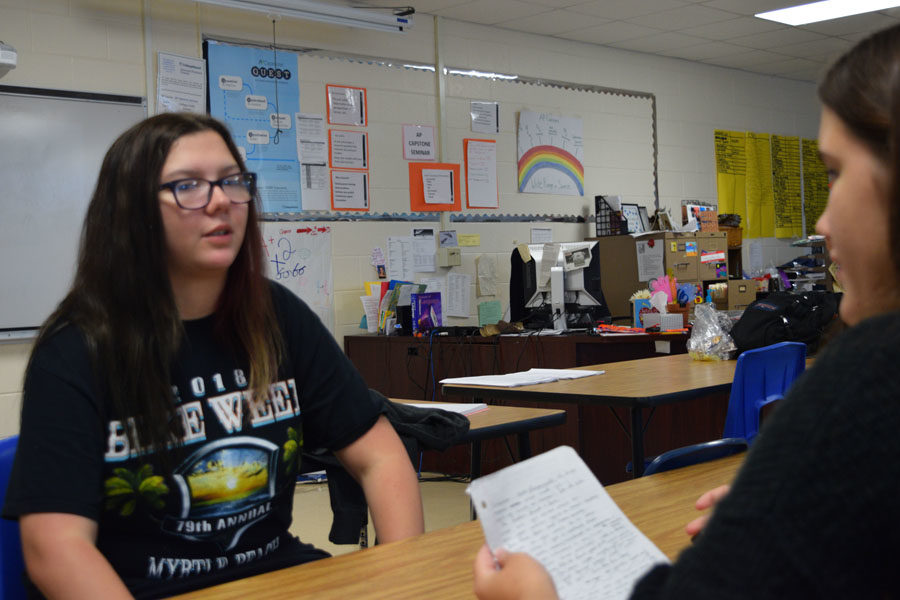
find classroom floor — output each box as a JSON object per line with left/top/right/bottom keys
{"left": 289, "top": 473, "right": 472, "bottom": 556}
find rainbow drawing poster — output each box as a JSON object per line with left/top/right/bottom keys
{"left": 517, "top": 111, "right": 584, "bottom": 196}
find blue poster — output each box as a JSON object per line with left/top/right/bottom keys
{"left": 207, "top": 40, "right": 302, "bottom": 212}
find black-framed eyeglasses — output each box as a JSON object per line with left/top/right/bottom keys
{"left": 159, "top": 172, "right": 257, "bottom": 210}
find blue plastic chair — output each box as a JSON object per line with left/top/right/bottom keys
{"left": 723, "top": 341, "right": 807, "bottom": 445}
{"left": 0, "top": 435, "right": 26, "bottom": 600}
{"left": 642, "top": 438, "right": 748, "bottom": 476}
{"left": 637, "top": 342, "right": 806, "bottom": 477}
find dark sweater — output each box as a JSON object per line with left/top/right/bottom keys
{"left": 632, "top": 311, "right": 900, "bottom": 599}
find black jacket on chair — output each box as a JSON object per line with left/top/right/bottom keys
{"left": 300, "top": 389, "right": 470, "bottom": 545}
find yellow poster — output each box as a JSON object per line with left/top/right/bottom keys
{"left": 745, "top": 132, "right": 774, "bottom": 238}
{"left": 714, "top": 130, "right": 747, "bottom": 224}
{"left": 772, "top": 135, "right": 803, "bottom": 238}
{"left": 802, "top": 139, "right": 829, "bottom": 235}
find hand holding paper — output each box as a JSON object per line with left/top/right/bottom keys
{"left": 467, "top": 446, "right": 668, "bottom": 600}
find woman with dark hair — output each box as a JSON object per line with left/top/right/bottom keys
{"left": 2, "top": 113, "right": 424, "bottom": 598}
{"left": 473, "top": 21, "right": 900, "bottom": 600}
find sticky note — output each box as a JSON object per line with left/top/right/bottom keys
{"left": 478, "top": 300, "right": 503, "bottom": 326}
{"left": 458, "top": 234, "right": 480, "bottom": 247}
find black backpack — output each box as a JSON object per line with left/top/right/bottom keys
{"left": 730, "top": 291, "right": 840, "bottom": 354}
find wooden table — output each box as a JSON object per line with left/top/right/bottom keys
{"left": 442, "top": 354, "right": 742, "bottom": 476}
{"left": 173, "top": 453, "right": 744, "bottom": 599}
{"left": 396, "top": 400, "right": 567, "bottom": 478}
{"left": 345, "top": 332, "right": 690, "bottom": 477}
{"left": 453, "top": 402, "right": 566, "bottom": 477}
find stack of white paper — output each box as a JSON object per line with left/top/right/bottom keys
{"left": 405, "top": 402, "right": 488, "bottom": 415}
{"left": 440, "top": 368, "right": 603, "bottom": 388}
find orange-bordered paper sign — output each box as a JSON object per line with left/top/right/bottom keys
{"left": 328, "top": 129, "right": 369, "bottom": 170}
{"left": 331, "top": 169, "right": 369, "bottom": 211}
{"left": 408, "top": 162, "right": 461, "bottom": 212}
{"left": 326, "top": 84, "right": 367, "bottom": 127}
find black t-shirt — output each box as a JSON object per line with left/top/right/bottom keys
{"left": 3, "top": 282, "right": 380, "bottom": 598}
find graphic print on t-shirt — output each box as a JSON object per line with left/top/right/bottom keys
{"left": 103, "top": 375, "right": 303, "bottom": 553}
{"left": 166, "top": 436, "right": 279, "bottom": 550}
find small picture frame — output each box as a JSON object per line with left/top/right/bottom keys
{"left": 621, "top": 203, "right": 642, "bottom": 233}
{"left": 651, "top": 209, "right": 674, "bottom": 231}
{"left": 638, "top": 206, "right": 651, "bottom": 233}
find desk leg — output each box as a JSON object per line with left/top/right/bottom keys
{"left": 469, "top": 441, "right": 481, "bottom": 520}
{"left": 631, "top": 407, "right": 645, "bottom": 478}
{"left": 516, "top": 432, "right": 532, "bottom": 461}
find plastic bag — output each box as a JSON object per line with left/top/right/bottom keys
{"left": 688, "top": 303, "right": 736, "bottom": 361}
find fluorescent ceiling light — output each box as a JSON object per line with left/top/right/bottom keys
{"left": 756, "top": 0, "right": 900, "bottom": 26}
{"left": 192, "top": 0, "right": 413, "bottom": 32}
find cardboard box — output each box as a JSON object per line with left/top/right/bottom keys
{"left": 593, "top": 234, "right": 646, "bottom": 319}
{"left": 664, "top": 232, "right": 699, "bottom": 282}
{"left": 728, "top": 279, "right": 757, "bottom": 311}
{"left": 594, "top": 233, "right": 696, "bottom": 319}
{"left": 697, "top": 210, "right": 719, "bottom": 232}
{"left": 681, "top": 205, "right": 718, "bottom": 231}
{"left": 696, "top": 232, "right": 728, "bottom": 281}
{"left": 593, "top": 232, "right": 730, "bottom": 319}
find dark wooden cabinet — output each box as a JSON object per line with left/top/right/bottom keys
{"left": 344, "top": 332, "right": 727, "bottom": 485}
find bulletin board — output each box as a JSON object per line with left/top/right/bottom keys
{"left": 201, "top": 40, "right": 657, "bottom": 220}
{"left": 289, "top": 50, "right": 657, "bottom": 219}
{"left": 0, "top": 86, "right": 146, "bottom": 336}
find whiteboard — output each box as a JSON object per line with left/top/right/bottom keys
{"left": 0, "top": 87, "right": 145, "bottom": 334}
{"left": 260, "top": 222, "right": 334, "bottom": 334}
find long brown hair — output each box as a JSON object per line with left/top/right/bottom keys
{"left": 32, "top": 113, "right": 282, "bottom": 459}
{"left": 818, "top": 23, "right": 900, "bottom": 271}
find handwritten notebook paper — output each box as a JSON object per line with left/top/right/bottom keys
{"left": 440, "top": 369, "right": 603, "bottom": 388}
{"left": 467, "top": 446, "right": 669, "bottom": 600}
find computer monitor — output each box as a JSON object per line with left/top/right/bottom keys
{"left": 509, "top": 241, "right": 611, "bottom": 330}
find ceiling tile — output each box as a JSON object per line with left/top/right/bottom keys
{"left": 402, "top": 0, "right": 892, "bottom": 82}
{"left": 781, "top": 66, "right": 826, "bottom": 83}
{"left": 430, "top": 0, "right": 547, "bottom": 24}
{"left": 563, "top": 20, "right": 662, "bottom": 44}
{"left": 659, "top": 40, "right": 749, "bottom": 60}
{"left": 771, "top": 36, "right": 852, "bottom": 60}
{"left": 755, "top": 56, "right": 821, "bottom": 75}
{"left": 701, "top": 49, "right": 792, "bottom": 68}
{"left": 730, "top": 27, "right": 825, "bottom": 50}
{"left": 679, "top": 15, "right": 787, "bottom": 41}
{"left": 609, "top": 31, "right": 711, "bottom": 53}
{"left": 748, "top": 64, "right": 791, "bottom": 76}
{"left": 697, "top": 0, "right": 798, "bottom": 17}
{"left": 797, "top": 11, "right": 898, "bottom": 36}
{"left": 839, "top": 30, "right": 877, "bottom": 42}
{"left": 566, "top": 0, "right": 692, "bottom": 21}
{"left": 498, "top": 9, "right": 609, "bottom": 35}
{"left": 520, "top": 0, "right": 592, "bottom": 7}
{"left": 624, "top": 4, "right": 739, "bottom": 30}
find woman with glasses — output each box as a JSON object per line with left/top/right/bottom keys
{"left": 473, "top": 21, "right": 900, "bottom": 600}
{"left": 2, "top": 113, "right": 424, "bottom": 599}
